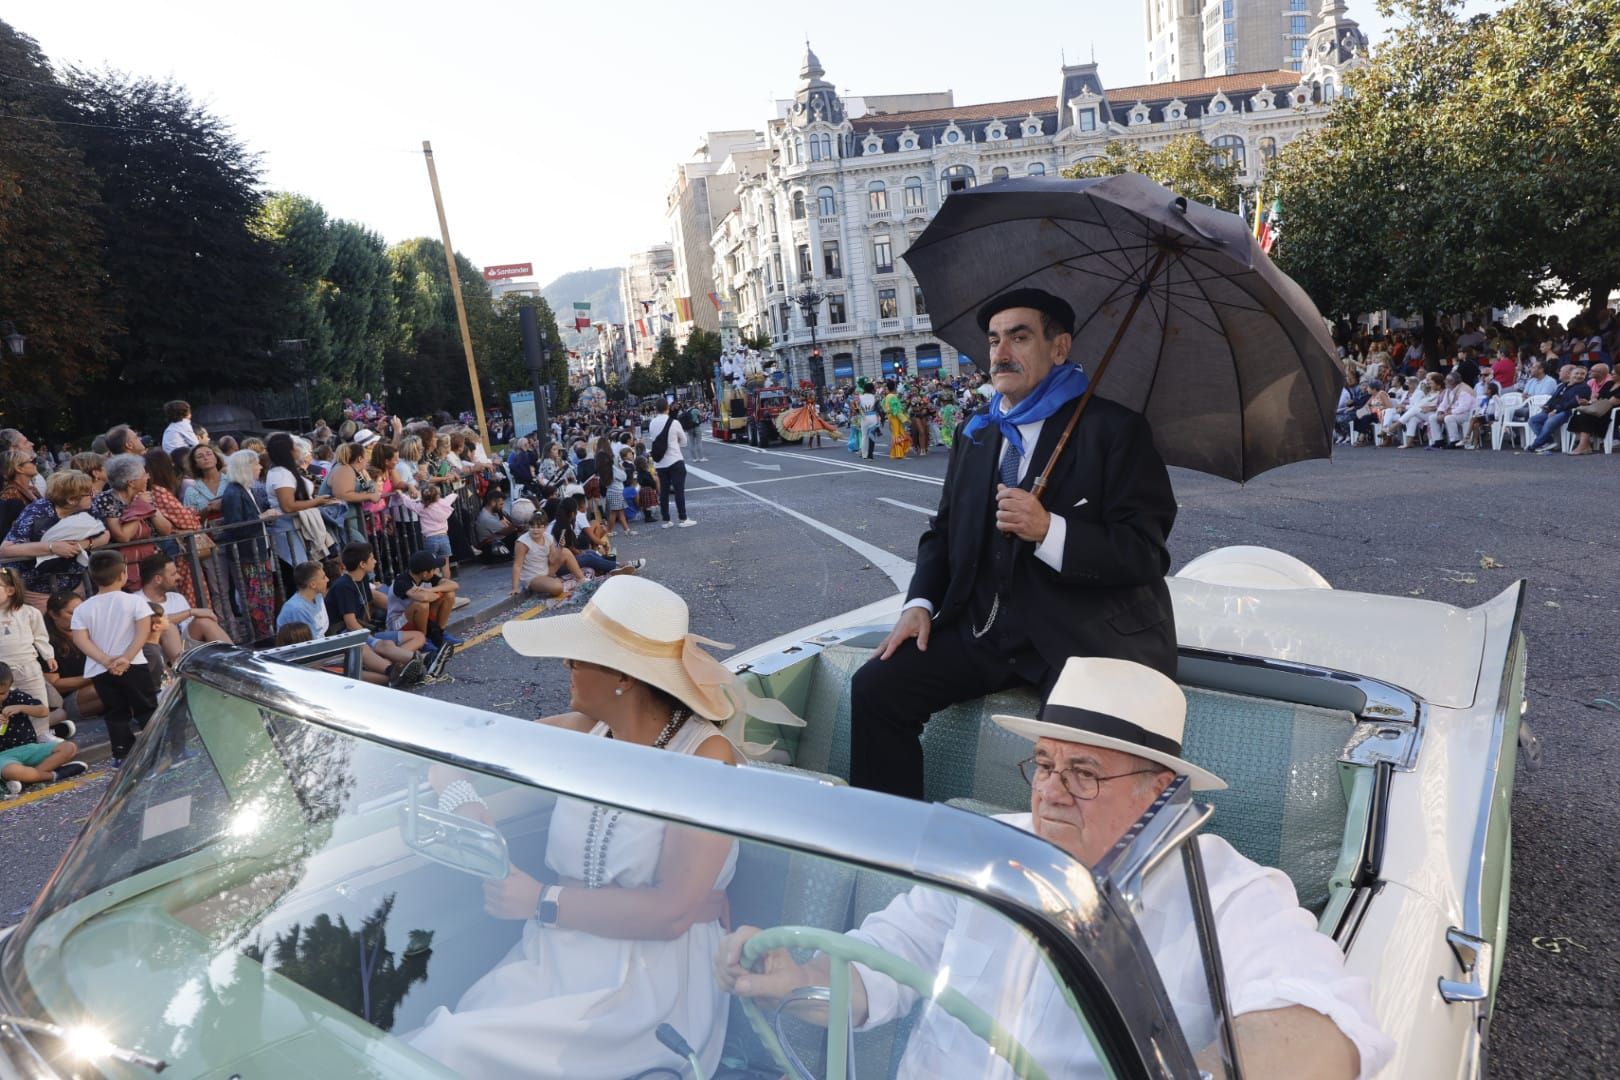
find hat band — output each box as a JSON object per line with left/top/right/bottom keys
{"left": 1037, "top": 703, "right": 1182, "bottom": 758}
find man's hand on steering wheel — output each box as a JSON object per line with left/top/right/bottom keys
{"left": 716, "top": 926, "right": 821, "bottom": 1000}
{"left": 875, "top": 605, "right": 931, "bottom": 661}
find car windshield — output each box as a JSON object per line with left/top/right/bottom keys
{"left": 1, "top": 673, "right": 1125, "bottom": 1079}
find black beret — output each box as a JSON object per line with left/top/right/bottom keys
{"left": 975, "top": 288, "right": 1076, "bottom": 336}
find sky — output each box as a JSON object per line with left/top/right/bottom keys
{"left": 8, "top": 0, "right": 1415, "bottom": 286}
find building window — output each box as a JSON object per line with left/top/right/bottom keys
{"left": 1290, "top": 0, "right": 1306, "bottom": 9}
{"left": 868, "top": 181, "right": 889, "bottom": 213}
{"left": 809, "top": 132, "right": 832, "bottom": 161}
{"left": 794, "top": 137, "right": 805, "bottom": 163}
{"left": 941, "top": 165, "right": 976, "bottom": 195}
{"left": 912, "top": 285, "right": 928, "bottom": 315}
{"left": 992, "top": 165, "right": 1010, "bottom": 180}
{"left": 1222, "top": 0, "right": 1233, "bottom": 16}
{"left": 1290, "top": 14, "right": 1308, "bottom": 34}
{"left": 945, "top": 129, "right": 961, "bottom": 144}
{"left": 1079, "top": 108, "right": 1096, "bottom": 131}
{"left": 1290, "top": 38, "right": 1306, "bottom": 58}
{"left": 1212, "top": 135, "right": 1246, "bottom": 172}
{"left": 904, "top": 176, "right": 925, "bottom": 209}
{"left": 772, "top": 253, "right": 783, "bottom": 284}
{"left": 1223, "top": 21, "right": 1235, "bottom": 41}
{"left": 1260, "top": 136, "right": 1277, "bottom": 163}
{"left": 1288, "top": 59, "right": 1303, "bottom": 72}
{"left": 1322, "top": 79, "right": 1337, "bottom": 102}
{"left": 797, "top": 244, "right": 813, "bottom": 279}
{"left": 1213, "top": 100, "right": 1227, "bottom": 114}
{"left": 877, "top": 287, "right": 898, "bottom": 319}
{"left": 823, "top": 241, "right": 842, "bottom": 278}
{"left": 873, "top": 237, "right": 894, "bottom": 274}
{"left": 828, "top": 294, "right": 847, "bottom": 325}
{"left": 1225, "top": 45, "right": 1237, "bottom": 70}
{"left": 1168, "top": 106, "right": 1183, "bottom": 119}
{"left": 902, "top": 136, "right": 916, "bottom": 150}
{"left": 1028, "top": 162, "right": 1046, "bottom": 175}
{"left": 817, "top": 186, "right": 835, "bottom": 216}
{"left": 791, "top": 191, "right": 806, "bottom": 219}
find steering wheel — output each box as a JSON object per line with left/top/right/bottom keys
{"left": 738, "top": 925, "right": 1050, "bottom": 1080}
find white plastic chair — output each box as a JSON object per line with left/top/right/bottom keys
{"left": 1501, "top": 394, "right": 1548, "bottom": 450}
{"left": 1491, "top": 392, "right": 1524, "bottom": 449}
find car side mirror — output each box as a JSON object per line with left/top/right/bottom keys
{"left": 398, "top": 788, "right": 510, "bottom": 880}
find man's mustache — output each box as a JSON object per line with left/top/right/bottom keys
{"left": 992, "top": 361, "right": 1023, "bottom": 373}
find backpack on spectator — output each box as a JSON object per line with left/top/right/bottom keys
{"left": 650, "top": 417, "right": 672, "bottom": 462}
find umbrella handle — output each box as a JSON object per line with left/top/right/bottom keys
{"left": 1030, "top": 247, "right": 1170, "bottom": 504}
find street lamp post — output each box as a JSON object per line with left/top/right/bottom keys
{"left": 0, "top": 321, "right": 26, "bottom": 358}
{"left": 794, "top": 284, "right": 825, "bottom": 393}
{"left": 519, "top": 305, "right": 552, "bottom": 457}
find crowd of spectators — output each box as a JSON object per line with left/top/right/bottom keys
{"left": 1330, "top": 312, "right": 1619, "bottom": 454}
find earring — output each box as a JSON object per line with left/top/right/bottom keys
{"left": 614, "top": 687, "right": 624, "bottom": 696}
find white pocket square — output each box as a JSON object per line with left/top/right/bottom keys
{"left": 1073, "top": 497, "right": 1090, "bottom": 508}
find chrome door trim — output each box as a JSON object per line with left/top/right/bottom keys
{"left": 159, "top": 645, "right": 1198, "bottom": 1078}
{"left": 1437, "top": 581, "right": 1526, "bottom": 1030}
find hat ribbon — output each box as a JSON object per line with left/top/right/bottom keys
{"left": 1038, "top": 703, "right": 1182, "bottom": 757}
{"left": 580, "top": 602, "right": 804, "bottom": 748}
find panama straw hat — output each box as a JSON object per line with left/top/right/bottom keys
{"left": 503, "top": 576, "right": 740, "bottom": 722}
{"left": 992, "top": 657, "right": 1226, "bottom": 791}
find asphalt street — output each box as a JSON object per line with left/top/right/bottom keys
{"left": 2, "top": 432, "right": 1616, "bottom": 1076}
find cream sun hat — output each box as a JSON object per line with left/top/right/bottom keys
{"left": 992, "top": 657, "right": 1226, "bottom": 791}
{"left": 502, "top": 577, "right": 802, "bottom": 743}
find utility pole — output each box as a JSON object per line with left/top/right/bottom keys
{"left": 421, "top": 140, "right": 491, "bottom": 450}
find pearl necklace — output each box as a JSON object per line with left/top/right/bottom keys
{"left": 583, "top": 708, "right": 689, "bottom": 888}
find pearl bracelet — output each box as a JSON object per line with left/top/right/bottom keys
{"left": 436, "top": 780, "right": 484, "bottom": 815}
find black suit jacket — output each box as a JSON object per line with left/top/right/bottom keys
{"left": 907, "top": 396, "right": 1178, "bottom": 677}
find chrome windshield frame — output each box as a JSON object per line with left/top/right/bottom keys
{"left": 33, "top": 642, "right": 1200, "bottom": 1079}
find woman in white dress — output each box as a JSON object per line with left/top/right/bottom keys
{"left": 407, "top": 576, "right": 741, "bottom": 1079}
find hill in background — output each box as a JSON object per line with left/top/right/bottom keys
{"left": 543, "top": 267, "right": 624, "bottom": 328}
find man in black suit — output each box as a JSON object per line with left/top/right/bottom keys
{"left": 849, "top": 288, "right": 1178, "bottom": 797}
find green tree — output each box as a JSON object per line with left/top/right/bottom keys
{"left": 740, "top": 328, "right": 773, "bottom": 352}
{"left": 0, "top": 21, "right": 117, "bottom": 433}
{"left": 626, "top": 363, "right": 662, "bottom": 397}
{"left": 1453, "top": 0, "right": 1620, "bottom": 310}
{"left": 650, "top": 332, "right": 678, "bottom": 392}
{"left": 1062, "top": 133, "right": 1244, "bottom": 212}
{"left": 324, "top": 221, "right": 399, "bottom": 417}
{"left": 255, "top": 192, "right": 336, "bottom": 401}
{"left": 66, "top": 69, "right": 293, "bottom": 406}
{"left": 676, "top": 328, "right": 721, "bottom": 390}
{"left": 384, "top": 238, "right": 497, "bottom": 418}
{"left": 484, "top": 294, "right": 568, "bottom": 411}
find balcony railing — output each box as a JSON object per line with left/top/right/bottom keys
{"left": 911, "top": 315, "right": 932, "bottom": 331}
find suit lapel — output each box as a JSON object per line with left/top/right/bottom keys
{"left": 1021, "top": 398, "right": 1083, "bottom": 491}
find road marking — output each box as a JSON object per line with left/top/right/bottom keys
{"left": 688, "top": 470, "right": 849, "bottom": 492}
{"left": 0, "top": 772, "right": 98, "bottom": 812}
{"left": 878, "top": 497, "right": 936, "bottom": 516}
{"left": 685, "top": 463, "right": 915, "bottom": 591}
{"left": 742, "top": 462, "right": 782, "bottom": 472}
{"left": 712, "top": 436, "right": 944, "bottom": 486}
{"left": 460, "top": 598, "right": 548, "bottom": 651}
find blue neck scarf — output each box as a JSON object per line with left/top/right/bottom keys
{"left": 962, "top": 363, "right": 1090, "bottom": 456}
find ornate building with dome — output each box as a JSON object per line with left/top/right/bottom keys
{"left": 708, "top": 4, "right": 1365, "bottom": 388}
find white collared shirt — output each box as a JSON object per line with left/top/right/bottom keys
{"left": 903, "top": 414, "right": 1066, "bottom": 618}
{"left": 850, "top": 815, "right": 1394, "bottom": 1080}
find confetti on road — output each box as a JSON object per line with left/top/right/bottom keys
{"left": 1480, "top": 555, "right": 1504, "bottom": 570}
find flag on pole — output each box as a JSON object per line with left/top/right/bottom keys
{"left": 708, "top": 291, "right": 722, "bottom": 311}
{"left": 1258, "top": 196, "right": 1282, "bottom": 255}
{"left": 573, "top": 302, "right": 591, "bottom": 330}
{"left": 1252, "top": 185, "right": 1265, "bottom": 239}
{"left": 674, "top": 296, "right": 693, "bottom": 322}
{"left": 637, "top": 317, "right": 648, "bottom": 336}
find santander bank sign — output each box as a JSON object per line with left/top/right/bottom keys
{"left": 482, "top": 262, "right": 534, "bottom": 281}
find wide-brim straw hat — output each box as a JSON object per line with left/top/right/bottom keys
{"left": 992, "top": 657, "right": 1226, "bottom": 791}
{"left": 503, "top": 576, "right": 738, "bottom": 722}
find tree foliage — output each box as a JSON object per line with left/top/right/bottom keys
{"left": 676, "top": 328, "right": 721, "bottom": 388}
{"left": 484, "top": 294, "right": 569, "bottom": 413}
{"left": 1062, "top": 134, "right": 1245, "bottom": 213}
{"left": 1272, "top": 0, "right": 1620, "bottom": 335}
{"left": 383, "top": 238, "right": 498, "bottom": 419}
{"left": 0, "top": 21, "right": 117, "bottom": 432}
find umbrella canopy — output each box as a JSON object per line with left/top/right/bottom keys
{"left": 902, "top": 173, "right": 1342, "bottom": 482}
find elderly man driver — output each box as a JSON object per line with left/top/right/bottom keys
{"left": 718, "top": 658, "right": 1393, "bottom": 1079}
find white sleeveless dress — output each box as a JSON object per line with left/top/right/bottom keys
{"left": 408, "top": 720, "right": 739, "bottom": 1077}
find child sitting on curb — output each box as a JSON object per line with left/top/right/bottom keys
{"left": 0, "top": 660, "right": 86, "bottom": 796}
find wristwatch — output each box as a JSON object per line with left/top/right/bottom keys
{"left": 537, "top": 885, "right": 563, "bottom": 928}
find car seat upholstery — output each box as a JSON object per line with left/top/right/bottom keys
{"left": 794, "top": 645, "right": 1355, "bottom": 912}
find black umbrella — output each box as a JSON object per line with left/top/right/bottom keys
{"left": 902, "top": 173, "right": 1342, "bottom": 483}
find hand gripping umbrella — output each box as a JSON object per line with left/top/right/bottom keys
{"left": 902, "top": 173, "right": 1343, "bottom": 485}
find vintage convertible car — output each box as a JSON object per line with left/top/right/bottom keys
{"left": 0, "top": 547, "right": 1527, "bottom": 1079}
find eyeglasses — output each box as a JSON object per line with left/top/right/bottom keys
{"left": 1018, "top": 757, "right": 1164, "bottom": 801}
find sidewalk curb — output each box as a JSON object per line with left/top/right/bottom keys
{"left": 448, "top": 589, "right": 527, "bottom": 633}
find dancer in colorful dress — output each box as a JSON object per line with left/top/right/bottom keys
{"left": 883, "top": 380, "right": 912, "bottom": 459}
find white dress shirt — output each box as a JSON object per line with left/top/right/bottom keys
{"left": 161, "top": 420, "right": 199, "bottom": 454}
{"left": 903, "top": 415, "right": 1066, "bottom": 618}
{"left": 849, "top": 814, "right": 1394, "bottom": 1080}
